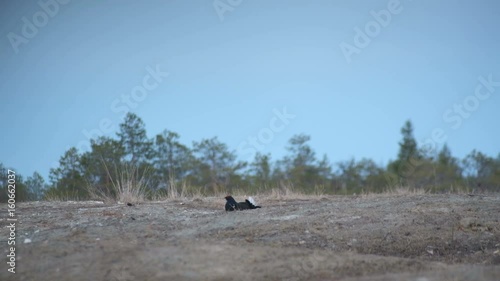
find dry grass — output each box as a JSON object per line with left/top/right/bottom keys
{"left": 152, "top": 181, "right": 219, "bottom": 201}
{"left": 249, "top": 182, "right": 327, "bottom": 202}
{"left": 45, "top": 189, "right": 83, "bottom": 202}
{"left": 360, "top": 186, "right": 428, "bottom": 198}
{"left": 148, "top": 182, "right": 323, "bottom": 209}
{"left": 86, "top": 163, "right": 150, "bottom": 204}
{"left": 73, "top": 167, "right": 474, "bottom": 204}
{"left": 140, "top": 182, "right": 453, "bottom": 203}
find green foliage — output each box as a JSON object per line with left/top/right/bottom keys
{"left": 0, "top": 163, "right": 31, "bottom": 202}
{"left": 462, "top": 150, "right": 500, "bottom": 191}
{"left": 153, "top": 130, "right": 194, "bottom": 188}
{"left": 336, "top": 158, "right": 387, "bottom": 194}
{"left": 47, "top": 147, "right": 88, "bottom": 200}
{"left": 430, "top": 144, "right": 463, "bottom": 192}
{"left": 280, "top": 134, "right": 324, "bottom": 189}
{"left": 249, "top": 153, "right": 272, "bottom": 186}
{"left": 192, "top": 137, "right": 246, "bottom": 193}
{"left": 117, "top": 112, "right": 153, "bottom": 165}
{"left": 25, "top": 171, "right": 47, "bottom": 200}
{"left": 388, "top": 120, "right": 421, "bottom": 182}
{"left": 80, "top": 136, "right": 125, "bottom": 198}
{"left": 398, "top": 120, "right": 419, "bottom": 162}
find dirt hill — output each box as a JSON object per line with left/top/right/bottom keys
{"left": 2, "top": 194, "right": 499, "bottom": 280}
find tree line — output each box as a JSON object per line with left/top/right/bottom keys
{"left": 1, "top": 114, "right": 499, "bottom": 202}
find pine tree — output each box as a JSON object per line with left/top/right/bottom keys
{"left": 117, "top": 113, "right": 153, "bottom": 165}
{"left": 249, "top": 152, "right": 272, "bottom": 186}
{"left": 398, "top": 120, "right": 419, "bottom": 162}
{"left": 193, "top": 137, "right": 245, "bottom": 193}
{"left": 48, "top": 147, "right": 87, "bottom": 199}
{"left": 432, "top": 144, "right": 461, "bottom": 191}
{"left": 80, "top": 136, "right": 125, "bottom": 196}
{"left": 0, "top": 163, "right": 30, "bottom": 202}
{"left": 389, "top": 120, "right": 421, "bottom": 180}
{"left": 153, "top": 130, "right": 194, "bottom": 188}
{"left": 25, "top": 172, "right": 46, "bottom": 200}
{"left": 282, "top": 134, "right": 319, "bottom": 188}
{"left": 462, "top": 149, "right": 499, "bottom": 191}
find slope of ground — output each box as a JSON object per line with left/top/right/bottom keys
{"left": 1, "top": 194, "right": 499, "bottom": 280}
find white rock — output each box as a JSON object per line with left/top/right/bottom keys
{"left": 24, "top": 238, "right": 32, "bottom": 244}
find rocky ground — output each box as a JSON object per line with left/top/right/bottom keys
{"left": 1, "top": 193, "right": 500, "bottom": 280}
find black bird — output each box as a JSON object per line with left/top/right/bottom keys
{"left": 225, "top": 195, "right": 239, "bottom": 211}
{"left": 225, "top": 195, "right": 261, "bottom": 211}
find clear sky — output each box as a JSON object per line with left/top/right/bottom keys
{"left": 1, "top": 0, "right": 499, "bottom": 180}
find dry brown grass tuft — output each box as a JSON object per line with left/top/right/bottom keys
{"left": 44, "top": 190, "right": 83, "bottom": 202}
{"left": 86, "top": 163, "right": 150, "bottom": 204}
{"left": 360, "top": 186, "right": 428, "bottom": 198}
{"left": 259, "top": 182, "right": 326, "bottom": 202}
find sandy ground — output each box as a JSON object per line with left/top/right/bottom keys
{"left": 1, "top": 193, "right": 500, "bottom": 281}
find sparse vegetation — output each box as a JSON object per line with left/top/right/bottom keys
{"left": 2, "top": 113, "right": 499, "bottom": 203}
{"left": 85, "top": 162, "right": 151, "bottom": 203}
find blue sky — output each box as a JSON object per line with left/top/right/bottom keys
{"left": 1, "top": 0, "right": 499, "bottom": 180}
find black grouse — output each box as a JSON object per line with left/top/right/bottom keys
{"left": 225, "top": 195, "right": 261, "bottom": 211}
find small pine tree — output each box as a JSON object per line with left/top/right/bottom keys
{"left": 117, "top": 113, "right": 153, "bottom": 165}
